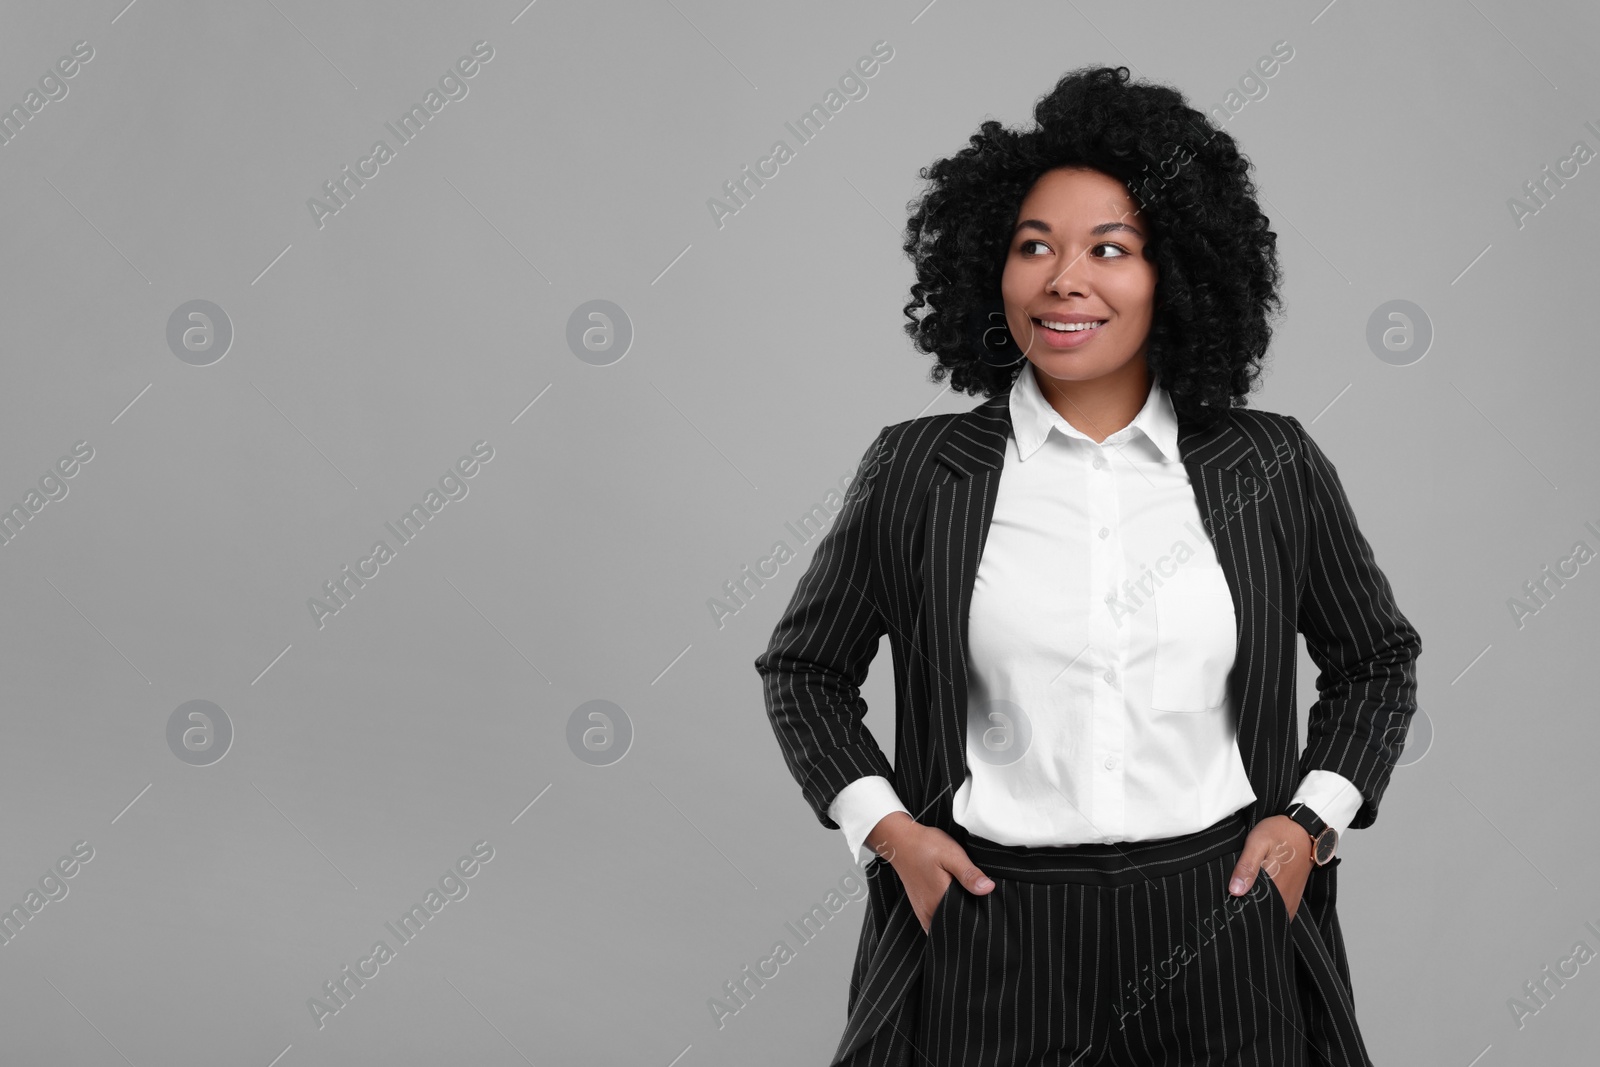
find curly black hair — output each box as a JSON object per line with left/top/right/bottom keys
{"left": 901, "top": 65, "right": 1283, "bottom": 428}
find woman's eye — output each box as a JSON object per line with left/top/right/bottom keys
{"left": 1018, "top": 239, "right": 1131, "bottom": 258}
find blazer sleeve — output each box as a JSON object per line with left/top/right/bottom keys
{"left": 1286, "top": 414, "right": 1422, "bottom": 830}
{"left": 754, "top": 425, "right": 895, "bottom": 830}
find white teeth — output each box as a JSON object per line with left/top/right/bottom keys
{"left": 1039, "top": 319, "right": 1105, "bottom": 332}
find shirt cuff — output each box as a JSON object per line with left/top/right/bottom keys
{"left": 1289, "top": 770, "right": 1364, "bottom": 841}
{"left": 828, "top": 776, "right": 910, "bottom": 866}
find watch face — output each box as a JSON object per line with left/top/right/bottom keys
{"left": 1313, "top": 830, "right": 1337, "bottom": 864}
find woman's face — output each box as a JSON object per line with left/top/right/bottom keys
{"left": 999, "top": 166, "right": 1158, "bottom": 388}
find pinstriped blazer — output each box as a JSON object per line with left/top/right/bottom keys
{"left": 754, "top": 383, "right": 1422, "bottom": 1066}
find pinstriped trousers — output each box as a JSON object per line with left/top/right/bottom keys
{"left": 907, "top": 806, "right": 1312, "bottom": 1067}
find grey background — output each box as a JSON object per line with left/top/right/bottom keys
{"left": 0, "top": 0, "right": 1595, "bottom": 1063}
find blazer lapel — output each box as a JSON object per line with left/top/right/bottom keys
{"left": 917, "top": 395, "right": 1008, "bottom": 829}
{"left": 916, "top": 385, "right": 1270, "bottom": 831}
{"left": 1176, "top": 413, "right": 1272, "bottom": 817}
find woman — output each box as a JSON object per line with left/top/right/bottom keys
{"left": 756, "top": 66, "right": 1420, "bottom": 1067}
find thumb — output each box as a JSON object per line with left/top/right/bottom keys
{"left": 1228, "top": 838, "right": 1268, "bottom": 897}
{"left": 948, "top": 852, "right": 996, "bottom": 895}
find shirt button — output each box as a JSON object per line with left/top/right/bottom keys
{"left": 1098, "top": 527, "right": 1110, "bottom": 539}
{"left": 1104, "top": 756, "right": 1118, "bottom": 770}
{"left": 1092, "top": 455, "right": 1107, "bottom": 469}
{"left": 1103, "top": 669, "right": 1116, "bottom": 684}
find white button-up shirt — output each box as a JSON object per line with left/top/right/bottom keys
{"left": 829, "top": 364, "right": 1363, "bottom": 865}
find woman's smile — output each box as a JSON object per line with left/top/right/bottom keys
{"left": 1031, "top": 314, "right": 1108, "bottom": 349}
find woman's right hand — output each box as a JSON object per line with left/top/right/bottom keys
{"left": 867, "top": 813, "right": 996, "bottom": 933}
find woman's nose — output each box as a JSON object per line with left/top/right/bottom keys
{"left": 1046, "top": 252, "right": 1090, "bottom": 297}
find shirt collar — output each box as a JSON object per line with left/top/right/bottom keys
{"left": 1009, "top": 362, "right": 1181, "bottom": 464}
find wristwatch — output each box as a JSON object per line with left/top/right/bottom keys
{"left": 1283, "top": 802, "right": 1339, "bottom": 866}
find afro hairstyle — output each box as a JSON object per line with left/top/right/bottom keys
{"left": 901, "top": 65, "right": 1284, "bottom": 428}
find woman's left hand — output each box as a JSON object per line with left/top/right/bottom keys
{"left": 1227, "top": 815, "right": 1316, "bottom": 921}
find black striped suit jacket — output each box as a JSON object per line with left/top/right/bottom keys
{"left": 754, "top": 384, "right": 1422, "bottom": 1066}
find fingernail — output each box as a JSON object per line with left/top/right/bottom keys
{"left": 1229, "top": 877, "right": 1247, "bottom": 895}
{"left": 975, "top": 876, "right": 993, "bottom": 891}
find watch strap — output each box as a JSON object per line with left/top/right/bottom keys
{"left": 1283, "top": 802, "right": 1338, "bottom": 865}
